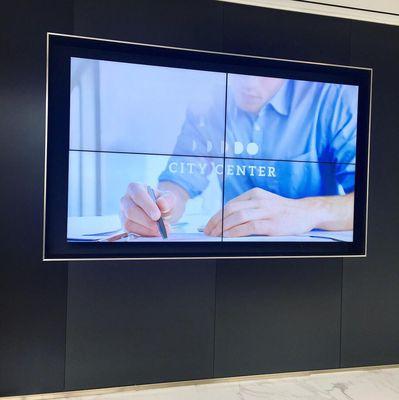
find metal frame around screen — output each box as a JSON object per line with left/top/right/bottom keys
{"left": 43, "top": 32, "right": 372, "bottom": 261}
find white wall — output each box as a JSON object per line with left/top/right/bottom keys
{"left": 219, "top": 0, "right": 399, "bottom": 25}
{"left": 316, "top": 0, "right": 399, "bottom": 14}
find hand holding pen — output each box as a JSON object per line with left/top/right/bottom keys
{"left": 119, "top": 182, "right": 175, "bottom": 238}
{"left": 147, "top": 186, "right": 168, "bottom": 239}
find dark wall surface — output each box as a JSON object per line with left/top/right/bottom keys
{"left": 65, "top": 260, "right": 216, "bottom": 389}
{"left": 0, "top": 1, "right": 72, "bottom": 395}
{"left": 341, "top": 21, "right": 399, "bottom": 367}
{"left": 1, "top": 0, "right": 398, "bottom": 396}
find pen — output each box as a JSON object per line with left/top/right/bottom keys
{"left": 147, "top": 186, "right": 168, "bottom": 239}
{"left": 98, "top": 232, "right": 129, "bottom": 242}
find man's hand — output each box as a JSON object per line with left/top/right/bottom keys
{"left": 120, "top": 183, "right": 176, "bottom": 237}
{"left": 120, "top": 181, "right": 190, "bottom": 237}
{"left": 204, "top": 188, "right": 354, "bottom": 237}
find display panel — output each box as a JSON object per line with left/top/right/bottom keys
{"left": 44, "top": 33, "right": 371, "bottom": 259}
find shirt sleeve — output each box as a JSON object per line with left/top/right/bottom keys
{"left": 327, "top": 84, "right": 358, "bottom": 194}
{"left": 158, "top": 109, "right": 213, "bottom": 198}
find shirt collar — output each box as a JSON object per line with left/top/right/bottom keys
{"left": 230, "top": 79, "right": 292, "bottom": 119}
{"left": 267, "top": 79, "right": 291, "bottom": 116}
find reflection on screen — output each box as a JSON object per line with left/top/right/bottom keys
{"left": 67, "top": 58, "right": 358, "bottom": 243}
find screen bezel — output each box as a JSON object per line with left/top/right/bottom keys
{"left": 43, "top": 33, "right": 372, "bottom": 261}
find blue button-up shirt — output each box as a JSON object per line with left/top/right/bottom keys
{"left": 159, "top": 79, "right": 358, "bottom": 203}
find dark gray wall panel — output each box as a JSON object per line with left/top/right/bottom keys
{"left": 214, "top": 259, "right": 342, "bottom": 376}
{"left": 73, "top": 0, "right": 223, "bottom": 51}
{"left": 341, "top": 22, "right": 399, "bottom": 367}
{"left": 0, "top": 1, "right": 72, "bottom": 396}
{"left": 65, "top": 261, "right": 216, "bottom": 390}
{"left": 64, "top": 0, "right": 223, "bottom": 391}
{"left": 222, "top": 2, "right": 352, "bottom": 65}
{"left": 214, "top": 2, "right": 348, "bottom": 378}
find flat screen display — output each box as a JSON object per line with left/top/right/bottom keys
{"left": 44, "top": 33, "right": 371, "bottom": 259}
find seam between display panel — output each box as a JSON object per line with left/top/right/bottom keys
{"left": 212, "top": 260, "right": 218, "bottom": 377}
{"left": 213, "top": 3, "right": 224, "bottom": 378}
{"left": 63, "top": 263, "right": 69, "bottom": 391}
{"left": 69, "top": 149, "right": 356, "bottom": 167}
{"left": 221, "top": 74, "right": 229, "bottom": 243}
{"left": 339, "top": 257, "right": 344, "bottom": 367}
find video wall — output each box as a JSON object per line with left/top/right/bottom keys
{"left": 68, "top": 57, "right": 358, "bottom": 244}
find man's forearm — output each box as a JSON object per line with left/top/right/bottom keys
{"left": 300, "top": 192, "right": 354, "bottom": 231}
{"left": 157, "top": 181, "right": 190, "bottom": 223}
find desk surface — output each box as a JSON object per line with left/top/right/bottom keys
{"left": 67, "top": 215, "right": 353, "bottom": 242}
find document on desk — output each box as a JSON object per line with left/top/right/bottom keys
{"left": 67, "top": 215, "right": 352, "bottom": 243}
{"left": 223, "top": 231, "right": 352, "bottom": 242}
{"left": 67, "top": 215, "right": 122, "bottom": 241}
{"left": 127, "top": 233, "right": 220, "bottom": 242}
{"left": 127, "top": 231, "right": 352, "bottom": 242}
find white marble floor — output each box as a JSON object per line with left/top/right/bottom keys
{"left": 34, "top": 366, "right": 397, "bottom": 400}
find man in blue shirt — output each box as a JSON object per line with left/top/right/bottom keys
{"left": 120, "top": 74, "right": 357, "bottom": 238}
